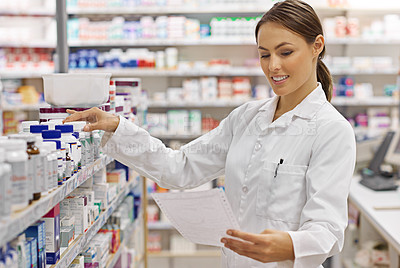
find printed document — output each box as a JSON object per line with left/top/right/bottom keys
{"left": 152, "top": 188, "right": 240, "bottom": 247}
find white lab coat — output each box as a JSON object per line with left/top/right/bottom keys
{"left": 101, "top": 83, "right": 356, "bottom": 268}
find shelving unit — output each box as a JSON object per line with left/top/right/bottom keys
{"left": 49, "top": 176, "right": 141, "bottom": 268}
{"left": 68, "top": 38, "right": 400, "bottom": 47}
{"left": 69, "top": 67, "right": 398, "bottom": 77}
{"left": 0, "top": 155, "right": 113, "bottom": 248}
{"left": 0, "top": 41, "right": 56, "bottom": 48}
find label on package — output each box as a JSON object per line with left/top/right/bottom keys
{"left": 10, "top": 161, "right": 28, "bottom": 206}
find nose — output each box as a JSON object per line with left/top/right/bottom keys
{"left": 268, "top": 55, "right": 281, "bottom": 72}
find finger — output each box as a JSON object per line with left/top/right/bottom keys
{"left": 222, "top": 237, "right": 254, "bottom": 249}
{"left": 227, "top": 229, "right": 262, "bottom": 244}
{"left": 224, "top": 245, "right": 263, "bottom": 263}
{"left": 66, "top": 109, "right": 77, "bottom": 114}
{"left": 83, "top": 122, "right": 100, "bottom": 132}
{"left": 63, "top": 111, "right": 86, "bottom": 123}
{"left": 64, "top": 109, "right": 96, "bottom": 123}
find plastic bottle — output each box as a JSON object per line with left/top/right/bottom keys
{"left": 0, "top": 147, "right": 12, "bottom": 219}
{"left": 55, "top": 125, "right": 78, "bottom": 174}
{"left": 43, "top": 139, "right": 63, "bottom": 186}
{"left": 92, "top": 130, "right": 101, "bottom": 159}
{"left": 0, "top": 140, "right": 29, "bottom": 212}
{"left": 8, "top": 134, "right": 38, "bottom": 201}
{"left": 65, "top": 146, "right": 73, "bottom": 180}
{"left": 29, "top": 125, "right": 49, "bottom": 137}
{"left": 42, "top": 130, "right": 66, "bottom": 183}
{"left": 70, "top": 121, "right": 86, "bottom": 170}
{"left": 42, "top": 142, "right": 58, "bottom": 191}
{"left": 20, "top": 121, "right": 39, "bottom": 133}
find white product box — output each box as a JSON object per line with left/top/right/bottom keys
{"left": 60, "top": 216, "right": 75, "bottom": 227}
{"left": 68, "top": 196, "right": 88, "bottom": 235}
{"left": 93, "top": 183, "right": 109, "bottom": 206}
{"left": 93, "top": 168, "right": 107, "bottom": 184}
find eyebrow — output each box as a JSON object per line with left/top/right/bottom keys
{"left": 258, "top": 42, "right": 293, "bottom": 51}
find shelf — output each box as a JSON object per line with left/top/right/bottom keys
{"left": 2, "top": 103, "right": 46, "bottom": 111}
{"left": 69, "top": 67, "right": 398, "bottom": 77}
{"left": 0, "top": 155, "right": 113, "bottom": 248}
{"left": 148, "top": 99, "right": 249, "bottom": 108}
{"left": 49, "top": 177, "right": 140, "bottom": 268}
{"left": 0, "top": 41, "right": 56, "bottom": 48}
{"left": 68, "top": 38, "right": 256, "bottom": 47}
{"left": 67, "top": 5, "right": 400, "bottom": 15}
{"left": 69, "top": 38, "right": 400, "bottom": 47}
{"left": 330, "top": 68, "right": 399, "bottom": 76}
{"left": 67, "top": 5, "right": 268, "bottom": 15}
{"left": 0, "top": 70, "right": 54, "bottom": 79}
{"left": 326, "top": 38, "right": 400, "bottom": 45}
{"left": 331, "top": 96, "right": 399, "bottom": 106}
{"left": 0, "top": 9, "right": 55, "bottom": 16}
{"left": 69, "top": 67, "right": 264, "bottom": 77}
{"left": 149, "top": 250, "right": 221, "bottom": 258}
{"left": 148, "top": 221, "right": 174, "bottom": 230}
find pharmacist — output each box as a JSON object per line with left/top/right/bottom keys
{"left": 65, "top": 1, "right": 356, "bottom": 267}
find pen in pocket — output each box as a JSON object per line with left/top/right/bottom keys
{"left": 274, "top": 159, "right": 284, "bottom": 179}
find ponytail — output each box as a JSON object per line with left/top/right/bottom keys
{"left": 317, "top": 58, "right": 333, "bottom": 102}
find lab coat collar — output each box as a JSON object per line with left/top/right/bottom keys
{"left": 257, "top": 83, "right": 327, "bottom": 130}
{"left": 258, "top": 83, "right": 326, "bottom": 119}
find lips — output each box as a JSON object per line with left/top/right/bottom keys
{"left": 272, "top": 75, "right": 289, "bottom": 82}
{"left": 270, "top": 75, "right": 289, "bottom": 85}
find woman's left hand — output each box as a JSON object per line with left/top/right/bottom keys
{"left": 221, "top": 229, "right": 295, "bottom": 263}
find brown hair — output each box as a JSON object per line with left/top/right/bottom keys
{"left": 255, "top": 0, "right": 332, "bottom": 101}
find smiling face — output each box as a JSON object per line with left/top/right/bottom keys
{"left": 257, "top": 22, "right": 320, "bottom": 100}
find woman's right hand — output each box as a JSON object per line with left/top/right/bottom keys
{"left": 63, "top": 107, "right": 120, "bottom": 132}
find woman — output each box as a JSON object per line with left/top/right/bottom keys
{"left": 64, "top": 0, "right": 356, "bottom": 267}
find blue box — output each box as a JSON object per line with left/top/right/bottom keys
{"left": 25, "top": 221, "right": 45, "bottom": 250}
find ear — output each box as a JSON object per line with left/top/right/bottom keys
{"left": 312, "top": 34, "right": 324, "bottom": 57}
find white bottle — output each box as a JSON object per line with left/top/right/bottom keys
{"left": 38, "top": 143, "right": 51, "bottom": 194}
{"left": 0, "top": 140, "right": 29, "bottom": 212}
{"left": 0, "top": 147, "right": 12, "bottom": 219}
{"left": 92, "top": 130, "right": 101, "bottom": 159}
{"left": 41, "top": 142, "right": 58, "bottom": 191}
{"left": 65, "top": 146, "right": 73, "bottom": 179}
{"left": 29, "top": 125, "right": 49, "bottom": 195}
{"left": 8, "top": 134, "right": 35, "bottom": 202}
{"left": 42, "top": 130, "right": 66, "bottom": 183}
{"left": 20, "top": 121, "right": 39, "bottom": 133}
{"left": 43, "top": 140, "right": 63, "bottom": 187}
{"left": 69, "top": 121, "right": 86, "bottom": 169}
{"left": 34, "top": 136, "right": 48, "bottom": 195}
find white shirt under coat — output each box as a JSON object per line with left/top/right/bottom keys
{"left": 101, "top": 83, "right": 356, "bottom": 268}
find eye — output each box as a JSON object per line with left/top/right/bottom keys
{"left": 281, "top": 51, "right": 293, "bottom": 56}
{"left": 260, "top": 55, "right": 270, "bottom": 59}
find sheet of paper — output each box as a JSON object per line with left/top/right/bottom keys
{"left": 151, "top": 188, "right": 240, "bottom": 247}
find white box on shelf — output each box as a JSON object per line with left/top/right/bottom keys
{"left": 42, "top": 73, "right": 111, "bottom": 107}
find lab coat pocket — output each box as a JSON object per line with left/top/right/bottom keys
{"left": 256, "top": 161, "right": 307, "bottom": 224}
